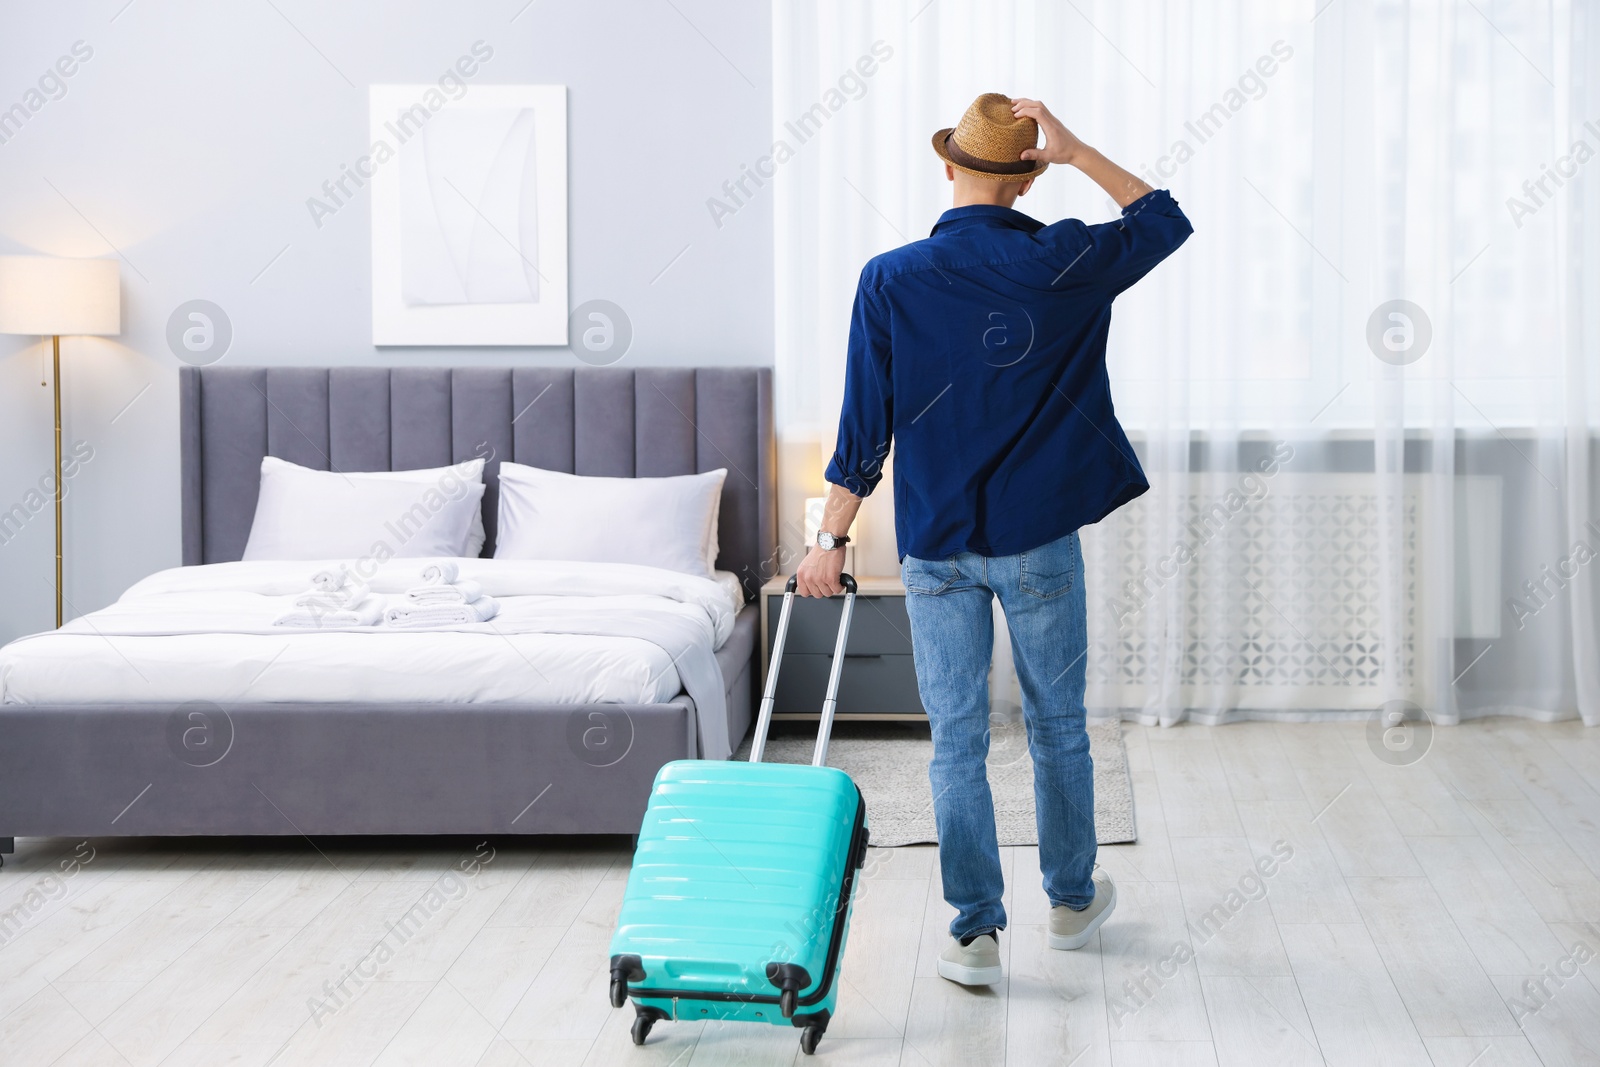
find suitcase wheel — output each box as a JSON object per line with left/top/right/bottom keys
{"left": 631, "top": 1015, "right": 653, "bottom": 1046}
{"left": 800, "top": 1025, "right": 823, "bottom": 1055}
{"left": 765, "top": 963, "right": 812, "bottom": 1019}
{"left": 609, "top": 954, "right": 645, "bottom": 1010}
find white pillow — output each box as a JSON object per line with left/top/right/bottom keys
{"left": 494, "top": 462, "right": 727, "bottom": 578}
{"left": 242, "top": 456, "right": 486, "bottom": 561}
{"left": 356, "top": 462, "right": 488, "bottom": 557}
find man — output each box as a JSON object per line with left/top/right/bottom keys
{"left": 795, "top": 93, "right": 1191, "bottom": 985}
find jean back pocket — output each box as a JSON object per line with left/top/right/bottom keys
{"left": 901, "top": 555, "right": 960, "bottom": 595}
{"left": 1019, "top": 532, "right": 1079, "bottom": 599}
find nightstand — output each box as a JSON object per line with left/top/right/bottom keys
{"left": 759, "top": 574, "right": 926, "bottom": 721}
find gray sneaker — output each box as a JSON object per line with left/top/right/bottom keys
{"left": 1049, "top": 868, "right": 1116, "bottom": 950}
{"left": 936, "top": 932, "right": 1002, "bottom": 986}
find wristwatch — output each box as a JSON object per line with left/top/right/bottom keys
{"left": 816, "top": 531, "right": 851, "bottom": 551}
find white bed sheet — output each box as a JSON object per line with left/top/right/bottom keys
{"left": 0, "top": 560, "right": 743, "bottom": 756}
{"left": 711, "top": 569, "right": 747, "bottom": 616}
{"left": 0, "top": 630, "right": 690, "bottom": 707}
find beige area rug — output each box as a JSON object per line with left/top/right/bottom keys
{"left": 733, "top": 718, "right": 1136, "bottom": 847}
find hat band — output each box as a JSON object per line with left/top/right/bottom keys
{"left": 944, "top": 132, "right": 1036, "bottom": 175}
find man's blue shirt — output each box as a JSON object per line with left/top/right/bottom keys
{"left": 824, "top": 189, "right": 1192, "bottom": 560}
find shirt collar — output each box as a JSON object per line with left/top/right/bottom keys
{"left": 929, "top": 204, "right": 1044, "bottom": 237}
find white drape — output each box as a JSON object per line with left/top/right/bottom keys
{"left": 774, "top": 0, "right": 1600, "bottom": 726}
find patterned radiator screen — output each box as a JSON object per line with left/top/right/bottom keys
{"left": 1081, "top": 474, "right": 1425, "bottom": 712}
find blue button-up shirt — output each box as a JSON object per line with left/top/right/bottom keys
{"left": 824, "top": 189, "right": 1192, "bottom": 560}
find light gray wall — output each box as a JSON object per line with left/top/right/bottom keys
{"left": 0, "top": 0, "right": 773, "bottom": 640}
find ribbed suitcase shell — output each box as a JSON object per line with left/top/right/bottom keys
{"left": 609, "top": 757, "right": 865, "bottom": 1026}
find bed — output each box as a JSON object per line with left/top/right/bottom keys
{"left": 0, "top": 365, "right": 775, "bottom": 854}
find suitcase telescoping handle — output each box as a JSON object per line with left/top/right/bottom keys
{"left": 749, "top": 573, "right": 857, "bottom": 767}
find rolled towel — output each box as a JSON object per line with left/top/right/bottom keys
{"left": 274, "top": 593, "right": 385, "bottom": 629}
{"left": 311, "top": 568, "right": 350, "bottom": 593}
{"left": 295, "top": 579, "right": 370, "bottom": 610}
{"left": 421, "top": 561, "right": 459, "bottom": 585}
{"left": 384, "top": 595, "right": 499, "bottom": 629}
{"left": 404, "top": 579, "right": 482, "bottom": 606}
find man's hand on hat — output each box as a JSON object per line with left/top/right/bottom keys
{"left": 1011, "top": 99, "right": 1086, "bottom": 167}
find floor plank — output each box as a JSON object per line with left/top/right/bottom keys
{"left": 1234, "top": 798, "right": 1361, "bottom": 925}
{"left": 1350, "top": 735, "right": 1479, "bottom": 838}
{"left": 1491, "top": 971, "right": 1600, "bottom": 1066}
{"left": 1408, "top": 834, "right": 1568, "bottom": 975}
{"left": 0, "top": 984, "right": 95, "bottom": 1066}
{"left": 1101, "top": 727, "right": 1179, "bottom": 886}
{"left": 1098, "top": 880, "right": 1211, "bottom": 1042}
{"left": 1457, "top": 795, "right": 1600, "bottom": 923}
{"left": 1108, "top": 1039, "right": 1219, "bottom": 1066}
{"left": 92, "top": 923, "right": 300, "bottom": 1064}
{"left": 1211, "top": 722, "right": 1303, "bottom": 803}
{"left": 1344, "top": 875, "right": 1518, "bottom": 1037}
{"left": 1277, "top": 921, "right": 1432, "bottom": 1065}
{"left": 901, "top": 976, "right": 1008, "bottom": 1067}
{"left": 1005, "top": 923, "right": 1112, "bottom": 1066}
{"left": 366, "top": 980, "right": 499, "bottom": 1067}
{"left": 1275, "top": 725, "right": 1425, "bottom": 878}
{"left": 1170, "top": 837, "right": 1292, "bottom": 977}
{"left": 1422, "top": 1034, "right": 1546, "bottom": 1067}
{"left": 1143, "top": 731, "right": 1244, "bottom": 838}
{"left": 1199, "top": 975, "right": 1323, "bottom": 1067}
{"left": 1481, "top": 722, "right": 1600, "bottom": 879}
{"left": 831, "top": 876, "right": 924, "bottom": 1039}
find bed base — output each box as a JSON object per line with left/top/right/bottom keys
{"left": 0, "top": 696, "right": 744, "bottom": 848}
{"left": 0, "top": 596, "right": 756, "bottom": 857}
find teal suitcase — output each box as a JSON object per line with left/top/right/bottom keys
{"left": 608, "top": 574, "right": 868, "bottom": 1056}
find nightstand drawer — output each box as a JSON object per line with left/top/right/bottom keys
{"left": 771, "top": 652, "right": 925, "bottom": 716}
{"left": 765, "top": 594, "right": 914, "bottom": 656}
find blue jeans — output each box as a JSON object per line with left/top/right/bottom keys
{"left": 902, "top": 529, "right": 1096, "bottom": 939}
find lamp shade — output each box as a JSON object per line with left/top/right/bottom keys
{"left": 0, "top": 256, "right": 120, "bottom": 336}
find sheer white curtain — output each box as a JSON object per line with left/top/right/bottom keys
{"left": 774, "top": 0, "right": 1600, "bottom": 726}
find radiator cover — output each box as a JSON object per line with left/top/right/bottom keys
{"left": 1082, "top": 474, "right": 1421, "bottom": 711}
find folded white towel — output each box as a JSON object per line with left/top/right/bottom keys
{"left": 384, "top": 595, "right": 499, "bottom": 628}
{"left": 404, "top": 579, "right": 482, "bottom": 606}
{"left": 421, "top": 561, "right": 460, "bottom": 585}
{"left": 295, "top": 579, "right": 370, "bottom": 610}
{"left": 274, "top": 594, "right": 385, "bottom": 629}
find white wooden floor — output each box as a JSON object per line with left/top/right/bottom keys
{"left": 3, "top": 718, "right": 1600, "bottom": 1066}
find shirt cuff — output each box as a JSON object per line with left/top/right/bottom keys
{"left": 824, "top": 452, "right": 882, "bottom": 498}
{"left": 1123, "top": 188, "right": 1177, "bottom": 216}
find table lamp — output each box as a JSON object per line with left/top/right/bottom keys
{"left": 0, "top": 256, "right": 121, "bottom": 627}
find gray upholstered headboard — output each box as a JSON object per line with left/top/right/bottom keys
{"left": 179, "top": 366, "right": 776, "bottom": 597}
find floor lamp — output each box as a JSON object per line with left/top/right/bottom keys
{"left": 0, "top": 256, "right": 121, "bottom": 628}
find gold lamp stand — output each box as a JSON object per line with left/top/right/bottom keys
{"left": 51, "top": 335, "right": 63, "bottom": 628}
{"left": 32, "top": 336, "right": 67, "bottom": 627}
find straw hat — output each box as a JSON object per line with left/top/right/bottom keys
{"left": 932, "top": 93, "right": 1047, "bottom": 181}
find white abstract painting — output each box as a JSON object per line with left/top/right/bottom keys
{"left": 371, "top": 85, "right": 566, "bottom": 345}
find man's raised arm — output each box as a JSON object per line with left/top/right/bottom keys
{"left": 1011, "top": 98, "right": 1153, "bottom": 207}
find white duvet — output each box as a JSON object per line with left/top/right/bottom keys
{"left": 0, "top": 559, "right": 742, "bottom": 760}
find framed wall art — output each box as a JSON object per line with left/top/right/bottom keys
{"left": 369, "top": 84, "right": 567, "bottom": 345}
